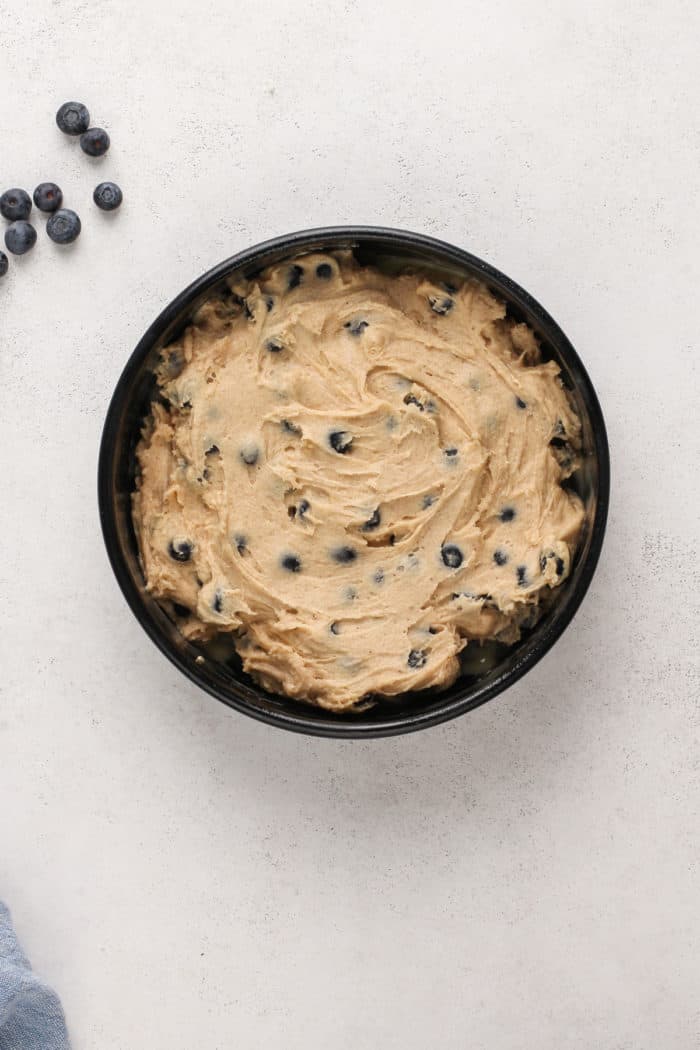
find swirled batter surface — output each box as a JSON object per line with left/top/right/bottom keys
{"left": 133, "top": 252, "right": 584, "bottom": 711}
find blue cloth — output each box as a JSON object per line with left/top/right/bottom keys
{"left": 0, "top": 903, "right": 70, "bottom": 1050}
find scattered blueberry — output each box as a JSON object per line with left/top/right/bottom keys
{"left": 234, "top": 534, "right": 247, "bottom": 554}
{"left": 0, "top": 251, "right": 7, "bottom": 277}
{"left": 168, "top": 539, "right": 193, "bottom": 562}
{"left": 287, "top": 264, "right": 303, "bottom": 289}
{"left": 403, "top": 393, "right": 424, "bottom": 411}
{"left": 281, "top": 419, "right": 302, "bottom": 434}
{"left": 329, "top": 429, "right": 353, "bottom": 454}
{"left": 441, "top": 544, "right": 463, "bottom": 569}
{"left": 93, "top": 181, "right": 123, "bottom": 211}
{"left": 493, "top": 549, "right": 508, "bottom": 566}
{"left": 56, "top": 101, "right": 90, "bottom": 135}
{"left": 373, "top": 568, "right": 385, "bottom": 584}
{"left": 429, "top": 295, "right": 454, "bottom": 315}
{"left": 515, "top": 396, "right": 527, "bottom": 409}
{"left": 555, "top": 556, "right": 565, "bottom": 576}
{"left": 499, "top": 506, "right": 516, "bottom": 523}
{"left": 265, "top": 295, "right": 274, "bottom": 311}
{"left": 422, "top": 494, "right": 436, "bottom": 509}
{"left": 362, "top": 508, "right": 381, "bottom": 531}
{"left": 80, "top": 127, "right": 110, "bottom": 157}
{"left": 332, "top": 546, "right": 357, "bottom": 564}
{"left": 444, "top": 447, "right": 458, "bottom": 457}
{"left": 329, "top": 621, "right": 340, "bottom": 635}
{"left": 516, "top": 565, "right": 528, "bottom": 586}
{"left": 344, "top": 318, "right": 368, "bottom": 335}
{"left": 213, "top": 591, "right": 224, "bottom": 613}
{"left": 205, "top": 443, "right": 219, "bottom": 456}
{"left": 281, "top": 554, "right": 301, "bottom": 572}
{"left": 316, "top": 262, "right": 332, "bottom": 279}
{"left": 298, "top": 499, "right": 310, "bottom": 517}
{"left": 239, "top": 444, "right": 259, "bottom": 466}
{"left": 408, "top": 648, "right": 427, "bottom": 669}
{"left": 0, "top": 189, "right": 31, "bottom": 221}
{"left": 33, "top": 182, "right": 63, "bottom": 212}
{"left": 266, "top": 338, "right": 284, "bottom": 353}
{"left": 5, "top": 221, "right": 37, "bottom": 255}
{"left": 46, "top": 209, "right": 81, "bottom": 244}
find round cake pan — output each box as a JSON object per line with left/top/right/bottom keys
{"left": 98, "top": 226, "right": 610, "bottom": 738}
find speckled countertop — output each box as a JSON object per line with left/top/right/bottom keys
{"left": 0, "top": 1, "right": 698, "bottom": 1047}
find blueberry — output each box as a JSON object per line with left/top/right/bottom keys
{"left": 422, "top": 494, "right": 436, "bottom": 509}
{"left": 515, "top": 396, "right": 527, "bottom": 409}
{"left": 281, "top": 419, "right": 301, "bottom": 434}
{"left": 0, "top": 189, "right": 31, "bottom": 221}
{"left": 362, "top": 508, "right": 381, "bottom": 531}
{"left": 205, "top": 444, "right": 219, "bottom": 455}
{"left": 316, "top": 262, "right": 332, "bottom": 279}
{"left": 493, "top": 549, "right": 508, "bottom": 566}
{"left": 46, "top": 209, "right": 81, "bottom": 244}
{"left": 5, "top": 221, "right": 37, "bottom": 255}
{"left": 80, "top": 127, "right": 110, "bottom": 157}
{"left": 344, "top": 318, "right": 368, "bottom": 335}
{"left": 499, "top": 506, "right": 516, "bottom": 523}
{"left": 265, "top": 295, "right": 274, "bottom": 311}
{"left": 213, "top": 591, "right": 224, "bottom": 613}
{"left": 329, "top": 430, "right": 353, "bottom": 454}
{"left": 407, "top": 648, "right": 427, "bottom": 669}
{"left": 93, "top": 181, "right": 123, "bottom": 211}
{"left": 298, "top": 499, "right": 310, "bottom": 517}
{"left": 33, "top": 183, "right": 63, "bottom": 213}
{"left": 555, "top": 556, "right": 565, "bottom": 576}
{"left": 516, "top": 565, "right": 528, "bottom": 587}
{"left": 329, "top": 621, "right": 340, "bottom": 635}
{"left": 373, "top": 568, "right": 385, "bottom": 584}
{"left": 56, "top": 101, "right": 90, "bottom": 135}
{"left": 0, "top": 251, "right": 7, "bottom": 277}
{"left": 239, "top": 444, "right": 259, "bottom": 466}
{"left": 441, "top": 544, "right": 463, "bottom": 569}
{"left": 281, "top": 554, "right": 301, "bottom": 572}
{"left": 266, "top": 338, "right": 284, "bottom": 353}
{"left": 429, "top": 295, "right": 454, "bottom": 315}
{"left": 332, "top": 546, "right": 357, "bottom": 564}
{"left": 234, "top": 534, "right": 247, "bottom": 554}
{"left": 444, "top": 447, "right": 458, "bottom": 457}
{"left": 403, "top": 393, "right": 424, "bottom": 411}
{"left": 287, "top": 264, "right": 304, "bottom": 289}
{"left": 168, "top": 539, "right": 193, "bottom": 562}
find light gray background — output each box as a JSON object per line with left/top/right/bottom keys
{"left": 1, "top": 1, "right": 698, "bottom": 1047}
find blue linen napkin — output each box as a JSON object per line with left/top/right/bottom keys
{"left": 0, "top": 903, "right": 70, "bottom": 1049}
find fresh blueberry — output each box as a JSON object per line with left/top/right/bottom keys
{"left": 46, "top": 209, "right": 81, "bottom": 244}
{"left": 515, "top": 396, "right": 527, "bottom": 409}
{"left": 168, "top": 539, "right": 193, "bottom": 562}
{"left": 344, "top": 318, "right": 369, "bottom": 335}
{"left": 93, "top": 181, "right": 123, "bottom": 211}
{"left": 0, "top": 189, "right": 31, "bottom": 221}
{"left": 212, "top": 591, "right": 224, "bottom": 613}
{"left": 441, "top": 544, "right": 463, "bottom": 569}
{"left": 407, "top": 648, "right": 427, "bottom": 669}
{"left": 329, "top": 621, "right": 340, "bottom": 635}
{"left": 33, "top": 183, "right": 63, "bottom": 212}
{"left": 332, "top": 546, "right": 357, "bottom": 564}
{"left": 56, "top": 101, "right": 90, "bottom": 135}
{"left": 493, "top": 549, "right": 508, "bottom": 566}
{"left": 499, "top": 506, "right": 516, "bottom": 523}
{"left": 266, "top": 338, "right": 284, "bottom": 353}
{"left": 316, "top": 262, "right": 332, "bottom": 279}
{"left": 281, "top": 554, "right": 302, "bottom": 572}
{"left": 516, "top": 565, "right": 528, "bottom": 587}
{"left": 444, "top": 447, "right": 458, "bottom": 457}
{"left": 362, "top": 508, "right": 381, "bottom": 531}
{"left": 329, "top": 430, "right": 353, "bottom": 454}
{"left": 239, "top": 444, "right": 259, "bottom": 466}
{"left": 287, "top": 264, "right": 303, "bottom": 289}
{"left": 4, "top": 221, "right": 37, "bottom": 255}
{"left": 0, "top": 251, "right": 7, "bottom": 277}
{"left": 429, "top": 295, "right": 454, "bottom": 315}
{"left": 80, "top": 127, "right": 110, "bottom": 157}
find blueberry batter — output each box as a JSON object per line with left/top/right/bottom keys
{"left": 133, "top": 252, "right": 584, "bottom": 711}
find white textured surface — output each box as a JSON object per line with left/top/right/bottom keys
{"left": 0, "top": 1, "right": 698, "bottom": 1047}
